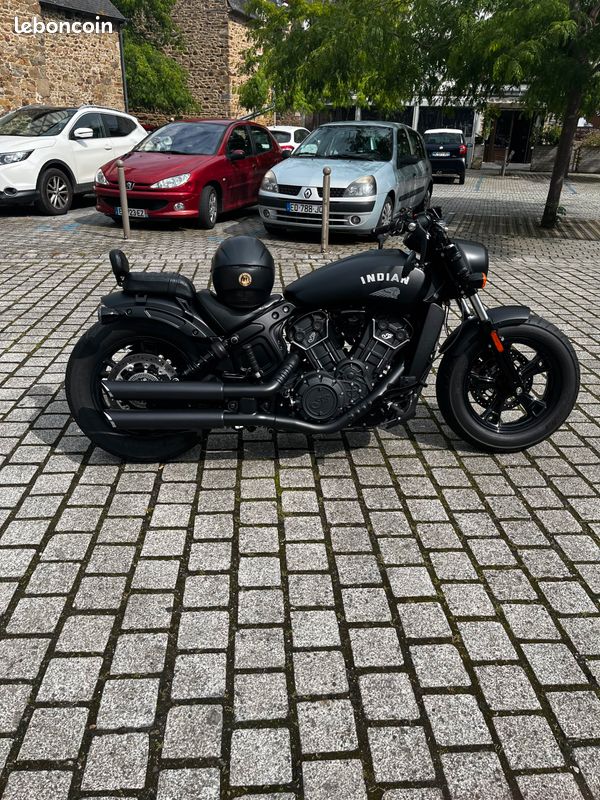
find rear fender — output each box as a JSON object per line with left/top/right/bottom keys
{"left": 440, "top": 305, "right": 531, "bottom": 357}
{"left": 99, "top": 290, "right": 216, "bottom": 339}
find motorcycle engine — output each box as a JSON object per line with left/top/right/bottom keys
{"left": 288, "top": 311, "right": 411, "bottom": 423}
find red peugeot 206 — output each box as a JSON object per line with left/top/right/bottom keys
{"left": 95, "top": 119, "right": 284, "bottom": 228}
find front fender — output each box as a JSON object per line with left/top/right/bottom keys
{"left": 440, "top": 305, "right": 530, "bottom": 357}
{"left": 99, "top": 290, "right": 216, "bottom": 339}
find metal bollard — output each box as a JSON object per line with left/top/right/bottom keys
{"left": 116, "top": 159, "right": 130, "bottom": 240}
{"left": 321, "top": 166, "right": 331, "bottom": 253}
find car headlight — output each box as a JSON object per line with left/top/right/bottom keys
{"left": 95, "top": 168, "right": 109, "bottom": 185}
{"left": 261, "top": 170, "right": 278, "bottom": 193}
{"left": 344, "top": 176, "right": 377, "bottom": 197}
{"left": 0, "top": 151, "right": 32, "bottom": 165}
{"left": 150, "top": 173, "right": 191, "bottom": 189}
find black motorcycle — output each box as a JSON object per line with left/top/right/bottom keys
{"left": 66, "top": 208, "right": 579, "bottom": 462}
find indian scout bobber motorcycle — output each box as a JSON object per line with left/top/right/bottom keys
{"left": 66, "top": 208, "right": 579, "bottom": 462}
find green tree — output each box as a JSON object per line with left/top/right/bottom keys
{"left": 241, "top": 0, "right": 600, "bottom": 228}
{"left": 112, "top": 0, "right": 197, "bottom": 114}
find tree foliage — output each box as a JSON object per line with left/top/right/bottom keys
{"left": 112, "top": 0, "right": 197, "bottom": 113}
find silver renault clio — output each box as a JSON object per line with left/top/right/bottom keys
{"left": 258, "top": 121, "right": 432, "bottom": 235}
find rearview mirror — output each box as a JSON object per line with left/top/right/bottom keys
{"left": 281, "top": 150, "right": 292, "bottom": 159}
{"left": 229, "top": 149, "right": 246, "bottom": 161}
{"left": 74, "top": 127, "right": 94, "bottom": 139}
{"left": 397, "top": 154, "right": 420, "bottom": 167}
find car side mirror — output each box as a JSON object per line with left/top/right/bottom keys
{"left": 397, "top": 154, "right": 420, "bottom": 167}
{"left": 74, "top": 127, "right": 94, "bottom": 139}
{"left": 280, "top": 150, "right": 292, "bottom": 159}
{"left": 229, "top": 149, "right": 246, "bottom": 161}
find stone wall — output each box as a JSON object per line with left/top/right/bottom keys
{"left": 0, "top": 0, "right": 124, "bottom": 113}
{"left": 227, "top": 14, "right": 249, "bottom": 119}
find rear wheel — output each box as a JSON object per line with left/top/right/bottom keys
{"left": 458, "top": 173, "right": 466, "bottom": 185}
{"left": 436, "top": 315, "right": 579, "bottom": 452}
{"left": 415, "top": 184, "right": 432, "bottom": 212}
{"left": 35, "top": 168, "right": 73, "bottom": 215}
{"left": 198, "top": 185, "right": 218, "bottom": 229}
{"left": 66, "top": 322, "right": 202, "bottom": 462}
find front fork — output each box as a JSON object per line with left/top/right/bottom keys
{"left": 463, "top": 293, "right": 525, "bottom": 396}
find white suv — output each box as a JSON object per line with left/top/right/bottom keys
{"left": 0, "top": 105, "right": 147, "bottom": 215}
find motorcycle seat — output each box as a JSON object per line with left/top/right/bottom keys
{"left": 122, "top": 271, "right": 196, "bottom": 301}
{"left": 195, "top": 288, "right": 281, "bottom": 333}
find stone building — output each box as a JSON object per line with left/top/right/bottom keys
{"left": 0, "top": 0, "right": 126, "bottom": 114}
{"left": 169, "top": 0, "right": 255, "bottom": 118}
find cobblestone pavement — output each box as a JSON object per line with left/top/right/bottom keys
{"left": 0, "top": 172, "right": 600, "bottom": 799}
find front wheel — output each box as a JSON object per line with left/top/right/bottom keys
{"left": 198, "top": 185, "right": 218, "bottom": 229}
{"left": 436, "top": 315, "right": 579, "bottom": 452}
{"left": 35, "top": 168, "right": 73, "bottom": 215}
{"left": 66, "top": 322, "right": 202, "bottom": 462}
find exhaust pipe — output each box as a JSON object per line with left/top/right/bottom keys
{"left": 104, "top": 362, "right": 406, "bottom": 435}
{"left": 102, "top": 353, "right": 300, "bottom": 402}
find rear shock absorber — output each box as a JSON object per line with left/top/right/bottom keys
{"left": 181, "top": 340, "right": 228, "bottom": 379}
{"left": 243, "top": 343, "right": 262, "bottom": 379}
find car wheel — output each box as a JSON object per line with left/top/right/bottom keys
{"left": 35, "top": 168, "right": 73, "bottom": 215}
{"left": 377, "top": 195, "right": 394, "bottom": 228}
{"left": 263, "top": 222, "right": 282, "bottom": 235}
{"left": 198, "top": 185, "right": 218, "bottom": 229}
{"left": 415, "top": 184, "right": 432, "bottom": 213}
{"left": 458, "top": 173, "right": 466, "bottom": 185}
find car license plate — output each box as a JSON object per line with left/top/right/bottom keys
{"left": 115, "top": 207, "right": 148, "bottom": 218}
{"left": 434, "top": 152, "right": 450, "bottom": 157}
{"left": 286, "top": 202, "right": 321, "bottom": 214}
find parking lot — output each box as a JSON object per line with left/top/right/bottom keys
{"left": 1, "top": 171, "right": 600, "bottom": 799}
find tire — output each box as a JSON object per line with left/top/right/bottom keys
{"left": 377, "top": 195, "right": 394, "bottom": 228}
{"left": 415, "top": 184, "right": 432, "bottom": 212}
{"left": 66, "top": 321, "right": 202, "bottom": 462}
{"left": 35, "top": 168, "right": 73, "bottom": 215}
{"left": 458, "top": 173, "right": 466, "bottom": 185}
{"left": 436, "top": 315, "right": 580, "bottom": 452}
{"left": 263, "top": 222, "right": 284, "bottom": 235}
{"left": 198, "top": 185, "right": 218, "bottom": 229}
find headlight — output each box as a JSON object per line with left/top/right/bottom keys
{"left": 150, "top": 173, "right": 191, "bottom": 189}
{"left": 344, "top": 176, "right": 377, "bottom": 197}
{"left": 0, "top": 151, "right": 32, "bottom": 165}
{"left": 261, "top": 170, "right": 278, "bottom": 193}
{"left": 95, "top": 168, "right": 109, "bottom": 185}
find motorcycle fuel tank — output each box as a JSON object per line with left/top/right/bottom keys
{"left": 284, "top": 248, "right": 428, "bottom": 308}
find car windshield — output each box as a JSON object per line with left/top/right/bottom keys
{"left": 293, "top": 125, "right": 393, "bottom": 161}
{"left": 272, "top": 130, "right": 291, "bottom": 143}
{"left": 424, "top": 132, "right": 464, "bottom": 145}
{"left": 136, "top": 122, "right": 227, "bottom": 155}
{"left": 0, "top": 107, "right": 76, "bottom": 137}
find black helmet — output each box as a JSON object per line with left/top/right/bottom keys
{"left": 211, "top": 236, "right": 275, "bottom": 310}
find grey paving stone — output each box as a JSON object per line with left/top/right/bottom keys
{"left": 574, "top": 746, "right": 600, "bottom": 798}
{"left": 359, "top": 672, "right": 419, "bottom": 721}
{"left": 238, "top": 556, "right": 281, "bottom": 587}
{"left": 56, "top": 614, "right": 114, "bottom": 652}
{"left": 291, "top": 610, "right": 340, "bottom": 648}
{"left": 163, "top": 704, "right": 222, "bottom": 759}
{"left": 441, "top": 582, "right": 496, "bottom": 617}
{"left": 41, "top": 533, "right": 92, "bottom": 560}
{"left": 501, "top": 602, "right": 560, "bottom": 640}
{"left": 157, "top": 767, "right": 220, "bottom": 800}
{"left": 411, "top": 643, "right": 471, "bottom": 687}
{"left": 172, "top": 652, "right": 227, "bottom": 699}
{"left": 37, "top": 656, "right": 103, "bottom": 702}
{"left": 494, "top": 714, "right": 564, "bottom": 769}
{"left": 288, "top": 573, "right": 334, "bottom": 607}
{"left": 429, "top": 551, "right": 478, "bottom": 581}
{"left": 297, "top": 699, "right": 358, "bottom": 754}
{"left": 74, "top": 576, "right": 127, "bottom": 609}
{"left": 458, "top": 621, "right": 518, "bottom": 661}
{"left": 387, "top": 566, "right": 436, "bottom": 598}
{"left": 239, "top": 527, "right": 280, "bottom": 553}
{"left": 234, "top": 672, "right": 288, "bottom": 721}
{"left": 382, "top": 792, "right": 443, "bottom": 800}
{"left": 484, "top": 568, "right": 538, "bottom": 601}
{"left": 330, "top": 527, "right": 372, "bottom": 552}
{"left": 189, "top": 541, "right": 232, "bottom": 572}
{"left": 561, "top": 616, "right": 600, "bottom": 655}
{"left": 6, "top": 596, "right": 66, "bottom": 634}
{"left": 540, "top": 580, "right": 598, "bottom": 614}
{"left": 110, "top": 633, "right": 168, "bottom": 674}
{"left": 349, "top": 626, "right": 404, "bottom": 668}
{"left": 183, "top": 574, "right": 230, "bottom": 608}
{"left": 522, "top": 642, "right": 587, "bottom": 685}
{"left": 3, "top": 770, "right": 73, "bottom": 800}
{"left": 18, "top": 705, "right": 88, "bottom": 760}
{"left": 475, "top": 664, "right": 540, "bottom": 710}
{"left": 122, "top": 593, "right": 174, "bottom": 629}
{"left": 398, "top": 601, "right": 452, "bottom": 638}
{"left": 96, "top": 678, "right": 160, "bottom": 729}
{"left": 177, "top": 611, "right": 229, "bottom": 651}
{"left": 81, "top": 732, "right": 149, "bottom": 790}
{"left": 520, "top": 548, "right": 571, "bottom": 578}
{"left": 548, "top": 691, "right": 600, "bottom": 739}
{"left": 342, "top": 587, "right": 392, "bottom": 622}
{"left": 131, "top": 559, "right": 180, "bottom": 590}
{"left": 441, "top": 751, "right": 512, "bottom": 800}
{"left": 302, "top": 759, "right": 367, "bottom": 800}
{"left": 368, "top": 726, "right": 435, "bottom": 782}
{"left": 425, "top": 693, "right": 492, "bottom": 746}
{"left": 28, "top": 562, "right": 80, "bottom": 595}
{"left": 229, "top": 727, "right": 292, "bottom": 786}
{"left": 235, "top": 628, "right": 285, "bottom": 669}
{"left": 517, "top": 773, "right": 585, "bottom": 800}
{"left": 294, "top": 650, "right": 349, "bottom": 696}
{"left": 238, "top": 588, "right": 285, "bottom": 624}
{"left": 0, "top": 684, "right": 31, "bottom": 733}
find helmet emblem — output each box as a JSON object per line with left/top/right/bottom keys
{"left": 239, "top": 272, "right": 252, "bottom": 287}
